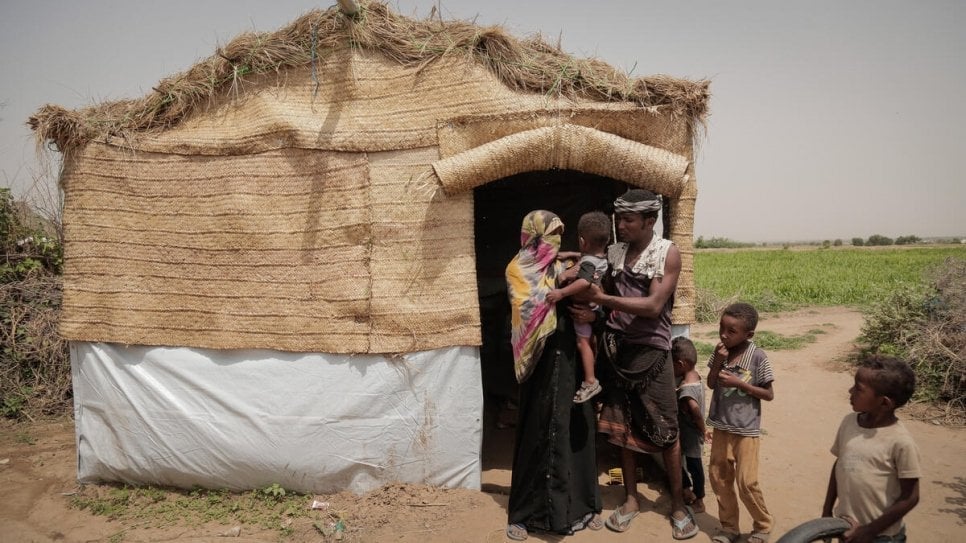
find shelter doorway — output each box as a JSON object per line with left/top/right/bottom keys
{"left": 473, "top": 169, "right": 628, "bottom": 472}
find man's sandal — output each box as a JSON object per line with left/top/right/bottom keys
{"left": 670, "top": 505, "right": 699, "bottom": 540}
{"left": 604, "top": 504, "right": 639, "bottom": 532}
{"left": 711, "top": 531, "right": 739, "bottom": 543}
{"left": 505, "top": 523, "right": 528, "bottom": 541}
{"left": 748, "top": 532, "right": 771, "bottom": 543}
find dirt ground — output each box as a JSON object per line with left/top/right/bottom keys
{"left": 1, "top": 307, "right": 964, "bottom": 542}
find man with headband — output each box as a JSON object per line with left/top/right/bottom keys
{"left": 586, "top": 188, "right": 698, "bottom": 539}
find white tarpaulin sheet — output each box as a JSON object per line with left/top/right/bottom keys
{"left": 70, "top": 342, "right": 483, "bottom": 494}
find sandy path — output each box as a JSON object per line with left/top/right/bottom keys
{"left": 1, "top": 307, "right": 963, "bottom": 542}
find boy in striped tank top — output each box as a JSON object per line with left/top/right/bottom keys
{"left": 706, "top": 302, "right": 775, "bottom": 543}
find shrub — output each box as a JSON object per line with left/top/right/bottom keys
{"left": 694, "top": 286, "right": 735, "bottom": 323}
{"left": 0, "top": 189, "right": 69, "bottom": 419}
{"left": 694, "top": 236, "right": 754, "bottom": 249}
{"left": 895, "top": 235, "right": 921, "bottom": 245}
{"left": 833, "top": 239, "right": 843, "bottom": 247}
{"left": 866, "top": 234, "right": 894, "bottom": 246}
{"left": 858, "top": 258, "right": 965, "bottom": 411}
{"left": 851, "top": 237, "right": 864, "bottom": 247}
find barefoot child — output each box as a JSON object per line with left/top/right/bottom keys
{"left": 822, "top": 355, "right": 921, "bottom": 542}
{"left": 706, "top": 302, "right": 775, "bottom": 543}
{"left": 672, "top": 336, "right": 707, "bottom": 514}
{"left": 546, "top": 211, "right": 610, "bottom": 403}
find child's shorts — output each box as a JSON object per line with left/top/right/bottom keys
{"left": 575, "top": 321, "right": 593, "bottom": 339}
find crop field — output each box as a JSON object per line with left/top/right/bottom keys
{"left": 693, "top": 245, "right": 966, "bottom": 312}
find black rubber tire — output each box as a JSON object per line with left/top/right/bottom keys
{"left": 776, "top": 517, "right": 851, "bottom": 543}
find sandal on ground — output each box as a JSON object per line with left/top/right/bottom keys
{"left": 570, "top": 511, "right": 603, "bottom": 532}
{"left": 574, "top": 379, "right": 602, "bottom": 403}
{"left": 748, "top": 531, "right": 772, "bottom": 543}
{"left": 688, "top": 499, "right": 706, "bottom": 514}
{"left": 711, "top": 531, "right": 739, "bottom": 543}
{"left": 506, "top": 523, "right": 528, "bottom": 541}
{"left": 604, "top": 504, "right": 639, "bottom": 532}
{"left": 670, "top": 505, "right": 699, "bottom": 540}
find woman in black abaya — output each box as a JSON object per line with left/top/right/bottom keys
{"left": 504, "top": 210, "right": 602, "bottom": 540}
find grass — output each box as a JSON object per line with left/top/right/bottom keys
{"left": 694, "top": 246, "right": 966, "bottom": 315}
{"left": 693, "top": 328, "right": 826, "bottom": 361}
{"left": 69, "top": 483, "right": 326, "bottom": 536}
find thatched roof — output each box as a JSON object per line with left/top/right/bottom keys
{"left": 29, "top": 1, "right": 709, "bottom": 156}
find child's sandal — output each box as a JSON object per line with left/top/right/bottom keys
{"left": 574, "top": 380, "right": 602, "bottom": 403}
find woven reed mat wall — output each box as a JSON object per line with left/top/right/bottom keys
{"left": 124, "top": 48, "right": 570, "bottom": 156}
{"left": 60, "top": 143, "right": 479, "bottom": 353}
{"left": 59, "top": 47, "right": 701, "bottom": 348}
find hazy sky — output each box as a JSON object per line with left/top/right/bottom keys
{"left": 1, "top": 1, "right": 963, "bottom": 242}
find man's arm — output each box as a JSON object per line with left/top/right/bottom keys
{"left": 589, "top": 245, "right": 681, "bottom": 319}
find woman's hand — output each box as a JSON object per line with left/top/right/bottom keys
{"left": 546, "top": 289, "right": 563, "bottom": 304}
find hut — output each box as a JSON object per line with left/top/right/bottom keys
{"left": 30, "top": 1, "right": 709, "bottom": 493}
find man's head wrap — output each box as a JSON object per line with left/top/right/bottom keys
{"left": 613, "top": 192, "right": 663, "bottom": 215}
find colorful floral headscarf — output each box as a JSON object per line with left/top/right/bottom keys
{"left": 505, "top": 210, "right": 565, "bottom": 383}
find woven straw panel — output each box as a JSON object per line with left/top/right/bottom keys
{"left": 60, "top": 143, "right": 444, "bottom": 352}
{"left": 126, "top": 48, "right": 568, "bottom": 156}
{"left": 437, "top": 107, "right": 692, "bottom": 159}
{"left": 668, "top": 166, "right": 697, "bottom": 324}
{"left": 432, "top": 125, "right": 689, "bottom": 197}
{"left": 366, "top": 148, "right": 481, "bottom": 352}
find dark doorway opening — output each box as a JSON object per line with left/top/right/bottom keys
{"left": 473, "top": 169, "right": 628, "bottom": 472}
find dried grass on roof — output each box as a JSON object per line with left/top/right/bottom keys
{"left": 29, "top": 1, "right": 710, "bottom": 155}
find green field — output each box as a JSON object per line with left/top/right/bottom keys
{"left": 694, "top": 246, "right": 966, "bottom": 312}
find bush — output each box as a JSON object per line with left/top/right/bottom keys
{"left": 866, "top": 234, "right": 894, "bottom": 246}
{"left": 895, "top": 235, "right": 921, "bottom": 245}
{"left": 851, "top": 238, "right": 864, "bottom": 247}
{"left": 694, "top": 286, "right": 736, "bottom": 323}
{"left": 694, "top": 236, "right": 754, "bottom": 249}
{"left": 0, "top": 274, "right": 69, "bottom": 419}
{"left": 858, "top": 258, "right": 965, "bottom": 412}
{"left": 833, "top": 239, "right": 843, "bottom": 247}
{"left": 1, "top": 189, "right": 69, "bottom": 419}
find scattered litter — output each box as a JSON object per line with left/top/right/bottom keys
{"left": 607, "top": 467, "right": 645, "bottom": 485}
{"left": 314, "top": 521, "right": 333, "bottom": 536}
{"left": 334, "top": 519, "right": 346, "bottom": 540}
{"left": 309, "top": 499, "right": 330, "bottom": 510}
{"left": 0, "top": 458, "right": 10, "bottom": 465}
